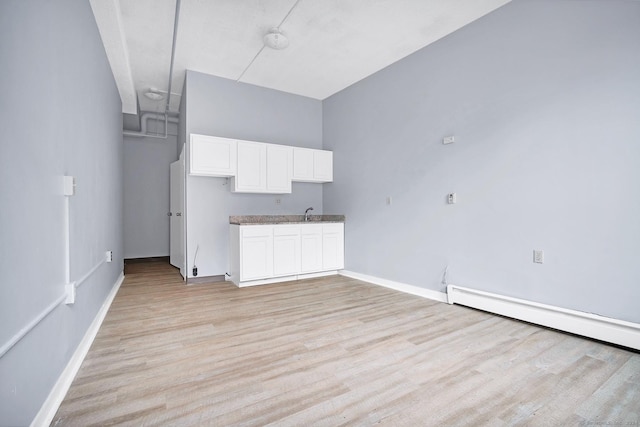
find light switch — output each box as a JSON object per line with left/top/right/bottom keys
{"left": 63, "top": 176, "right": 75, "bottom": 196}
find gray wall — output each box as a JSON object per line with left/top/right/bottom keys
{"left": 0, "top": 0, "right": 124, "bottom": 425}
{"left": 323, "top": 0, "right": 640, "bottom": 323}
{"left": 184, "top": 71, "right": 323, "bottom": 277}
{"left": 123, "top": 124, "right": 178, "bottom": 258}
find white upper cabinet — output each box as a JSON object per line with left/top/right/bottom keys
{"left": 292, "top": 147, "right": 333, "bottom": 183}
{"left": 189, "top": 133, "right": 332, "bottom": 192}
{"left": 292, "top": 147, "right": 313, "bottom": 180}
{"left": 232, "top": 142, "right": 292, "bottom": 194}
{"left": 266, "top": 144, "right": 292, "bottom": 193}
{"left": 189, "top": 134, "right": 237, "bottom": 177}
{"left": 313, "top": 149, "right": 333, "bottom": 182}
{"left": 233, "top": 141, "right": 267, "bottom": 192}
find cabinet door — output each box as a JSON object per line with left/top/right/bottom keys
{"left": 300, "top": 224, "right": 323, "bottom": 273}
{"left": 273, "top": 225, "right": 300, "bottom": 276}
{"left": 266, "top": 145, "right": 292, "bottom": 193}
{"left": 189, "top": 134, "right": 237, "bottom": 176}
{"left": 313, "top": 150, "right": 333, "bottom": 182}
{"left": 235, "top": 141, "right": 266, "bottom": 192}
{"left": 322, "top": 223, "right": 344, "bottom": 271}
{"left": 292, "top": 147, "right": 314, "bottom": 181}
{"left": 240, "top": 226, "right": 273, "bottom": 281}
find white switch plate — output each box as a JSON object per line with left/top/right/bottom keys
{"left": 443, "top": 136, "right": 455, "bottom": 145}
{"left": 63, "top": 175, "right": 75, "bottom": 196}
{"left": 106, "top": 251, "right": 113, "bottom": 263}
{"left": 533, "top": 250, "right": 544, "bottom": 264}
{"left": 447, "top": 193, "right": 457, "bottom": 204}
{"left": 65, "top": 283, "right": 76, "bottom": 305}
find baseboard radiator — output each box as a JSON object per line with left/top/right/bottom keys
{"left": 446, "top": 285, "right": 640, "bottom": 351}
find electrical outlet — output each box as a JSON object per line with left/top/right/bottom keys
{"left": 443, "top": 135, "right": 455, "bottom": 145}
{"left": 533, "top": 250, "right": 544, "bottom": 264}
{"left": 275, "top": 198, "right": 281, "bottom": 205}
{"left": 447, "top": 193, "right": 457, "bottom": 204}
{"left": 386, "top": 196, "right": 392, "bottom": 205}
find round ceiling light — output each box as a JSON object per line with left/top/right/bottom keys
{"left": 144, "top": 89, "right": 165, "bottom": 101}
{"left": 264, "top": 28, "right": 289, "bottom": 50}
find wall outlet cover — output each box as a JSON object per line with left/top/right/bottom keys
{"left": 533, "top": 250, "right": 544, "bottom": 264}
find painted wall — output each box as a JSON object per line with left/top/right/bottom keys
{"left": 0, "top": 0, "right": 124, "bottom": 425}
{"left": 123, "top": 123, "right": 178, "bottom": 258}
{"left": 323, "top": 0, "right": 640, "bottom": 323}
{"left": 183, "top": 71, "right": 323, "bottom": 277}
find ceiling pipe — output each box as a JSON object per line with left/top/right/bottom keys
{"left": 123, "top": 112, "right": 179, "bottom": 139}
{"left": 125, "top": 0, "right": 181, "bottom": 139}
{"left": 165, "top": 0, "right": 181, "bottom": 116}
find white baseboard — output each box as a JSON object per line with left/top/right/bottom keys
{"left": 339, "top": 270, "right": 448, "bottom": 303}
{"left": 31, "top": 272, "right": 125, "bottom": 427}
{"left": 236, "top": 271, "right": 338, "bottom": 288}
{"left": 447, "top": 285, "right": 640, "bottom": 351}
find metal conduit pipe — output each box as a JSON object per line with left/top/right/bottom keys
{"left": 123, "top": 0, "right": 181, "bottom": 139}
{"left": 123, "top": 112, "right": 179, "bottom": 139}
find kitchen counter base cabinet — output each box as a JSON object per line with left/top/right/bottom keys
{"left": 229, "top": 223, "right": 344, "bottom": 287}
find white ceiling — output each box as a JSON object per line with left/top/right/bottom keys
{"left": 90, "top": 0, "right": 511, "bottom": 115}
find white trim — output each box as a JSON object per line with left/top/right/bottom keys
{"left": 0, "top": 294, "right": 67, "bottom": 358}
{"left": 339, "top": 270, "right": 448, "bottom": 303}
{"left": 31, "top": 272, "right": 125, "bottom": 427}
{"left": 447, "top": 285, "right": 640, "bottom": 351}
{"left": 236, "top": 271, "right": 338, "bottom": 288}
{"left": 75, "top": 256, "right": 107, "bottom": 289}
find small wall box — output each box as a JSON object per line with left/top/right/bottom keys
{"left": 63, "top": 176, "right": 75, "bottom": 196}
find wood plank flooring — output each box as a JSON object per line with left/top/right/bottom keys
{"left": 52, "top": 261, "right": 640, "bottom": 426}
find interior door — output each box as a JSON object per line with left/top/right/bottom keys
{"left": 170, "top": 159, "right": 185, "bottom": 277}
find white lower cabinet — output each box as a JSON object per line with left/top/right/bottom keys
{"left": 300, "top": 224, "right": 323, "bottom": 273}
{"left": 230, "top": 223, "right": 344, "bottom": 286}
{"left": 322, "top": 223, "right": 345, "bottom": 270}
{"left": 273, "top": 225, "right": 300, "bottom": 276}
{"left": 238, "top": 225, "right": 273, "bottom": 281}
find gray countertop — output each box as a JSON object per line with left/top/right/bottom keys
{"left": 229, "top": 214, "right": 345, "bottom": 225}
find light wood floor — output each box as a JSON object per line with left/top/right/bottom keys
{"left": 53, "top": 261, "right": 640, "bottom": 426}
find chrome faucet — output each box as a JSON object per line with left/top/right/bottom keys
{"left": 304, "top": 207, "right": 314, "bottom": 222}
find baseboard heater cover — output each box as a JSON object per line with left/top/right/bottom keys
{"left": 446, "top": 285, "right": 640, "bottom": 351}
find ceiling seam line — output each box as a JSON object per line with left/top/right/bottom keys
{"left": 277, "top": 0, "right": 303, "bottom": 29}
{"left": 236, "top": 45, "right": 266, "bottom": 83}
{"left": 236, "top": 0, "right": 301, "bottom": 83}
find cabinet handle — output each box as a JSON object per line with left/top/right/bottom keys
{"left": 168, "top": 212, "right": 172, "bottom": 216}
{"left": 176, "top": 212, "right": 182, "bottom": 217}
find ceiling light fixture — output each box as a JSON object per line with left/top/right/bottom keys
{"left": 144, "top": 88, "right": 165, "bottom": 101}
{"left": 264, "top": 28, "right": 289, "bottom": 50}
